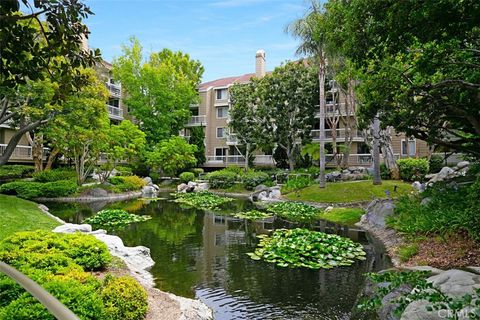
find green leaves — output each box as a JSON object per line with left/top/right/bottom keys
{"left": 248, "top": 228, "right": 366, "bottom": 269}
{"left": 172, "top": 191, "right": 234, "bottom": 210}
{"left": 83, "top": 209, "right": 151, "bottom": 230}
{"left": 145, "top": 136, "right": 197, "bottom": 176}
{"left": 267, "top": 202, "right": 321, "bottom": 222}
{"left": 233, "top": 210, "right": 273, "bottom": 220}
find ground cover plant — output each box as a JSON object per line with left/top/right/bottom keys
{"left": 83, "top": 209, "right": 151, "bottom": 230}
{"left": 107, "top": 175, "right": 146, "bottom": 192}
{"left": 247, "top": 228, "right": 366, "bottom": 269}
{"left": 320, "top": 208, "right": 365, "bottom": 225}
{"left": 32, "top": 168, "right": 76, "bottom": 182}
{"left": 281, "top": 176, "right": 314, "bottom": 194}
{"left": 172, "top": 191, "right": 234, "bottom": 210}
{"left": 358, "top": 271, "right": 480, "bottom": 319}
{"left": 0, "top": 230, "right": 148, "bottom": 320}
{"left": 233, "top": 210, "right": 273, "bottom": 220}
{"left": 284, "top": 180, "right": 412, "bottom": 203}
{"left": 267, "top": 201, "right": 321, "bottom": 222}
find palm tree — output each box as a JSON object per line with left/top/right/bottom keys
{"left": 286, "top": 1, "right": 328, "bottom": 188}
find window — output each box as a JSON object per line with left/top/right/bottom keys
{"left": 108, "top": 98, "right": 119, "bottom": 108}
{"left": 216, "top": 88, "right": 228, "bottom": 100}
{"left": 216, "top": 106, "right": 229, "bottom": 118}
{"left": 216, "top": 127, "right": 227, "bottom": 138}
{"left": 401, "top": 139, "right": 416, "bottom": 156}
{"left": 215, "top": 148, "right": 227, "bottom": 161}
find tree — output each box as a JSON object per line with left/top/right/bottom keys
{"left": 113, "top": 38, "right": 204, "bottom": 145}
{"left": 0, "top": 1, "right": 101, "bottom": 164}
{"left": 324, "top": 0, "right": 480, "bottom": 158}
{"left": 97, "top": 120, "right": 146, "bottom": 183}
{"left": 146, "top": 136, "right": 197, "bottom": 176}
{"left": 188, "top": 127, "right": 206, "bottom": 167}
{"left": 287, "top": 0, "right": 330, "bottom": 186}
{"left": 44, "top": 69, "right": 109, "bottom": 185}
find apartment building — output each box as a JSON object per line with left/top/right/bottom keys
{"left": 187, "top": 50, "right": 432, "bottom": 169}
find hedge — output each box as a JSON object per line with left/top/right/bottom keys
{"left": 0, "top": 165, "right": 34, "bottom": 180}
{"left": 242, "top": 171, "right": 270, "bottom": 190}
{"left": 0, "top": 180, "right": 78, "bottom": 199}
{"left": 179, "top": 172, "right": 195, "bottom": 183}
{"left": 32, "top": 168, "right": 76, "bottom": 183}
{"left": 205, "top": 170, "right": 237, "bottom": 189}
{"left": 107, "top": 175, "right": 146, "bottom": 192}
{"left": 397, "top": 158, "right": 429, "bottom": 181}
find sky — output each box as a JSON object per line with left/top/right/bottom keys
{"left": 83, "top": 0, "right": 309, "bottom": 83}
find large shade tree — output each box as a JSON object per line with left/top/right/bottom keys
{"left": 113, "top": 37, "right": 204, "bottom": 146}
{"left": 324, "top": 0, "right": 480, "bottom": 158}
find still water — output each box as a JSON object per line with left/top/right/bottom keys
{"left": 43, "top": 193, "right": 390, "bottom": 320}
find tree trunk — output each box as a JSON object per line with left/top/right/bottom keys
{"left": 32, "top": 134, "right": 44, "bottom": 172}
{"left": 45, "top": 148, "right": 60, "bottom": 171}
{"left": 380, "top": 127, "right": 400, "bottom": 179}
{"left": 0, "top": 119, "right": 44, "bottom": 165}
{"left": 372, "top": 115, "right": 382, "bottom": 185}
{"left": 318, "top": 61, "right": 326, "bottom": 188}
{"left": 244, "top": 143, "right": 250, "bottom": 172}
{"left": 286, "top": 144, "right": 295, "bottom": 171}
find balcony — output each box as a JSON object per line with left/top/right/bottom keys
{"left": 0, "top": 144, "right": 48, "bottom": 162}
{"left": 226, "top": 134, "right": 239, "bottom": 145}
{"left": 206, "top": 155, "right": 246, "bottom": 165}
{"left": 311, "top": 128, "right": 364, "bottom": 142}
{"left": 253, "top": 155, "right": 275, "bottom": 166}
{"left": 186, "top": 115, "right": 206, "bottom": 127}
{"left": 106, "top": 105, "right": 124, "bottom": 120}
{"left": 315, "top": 103, "right": 355, "bottom": 117}
{"left": 106, "top": 82, "right": 121, "bottom": 98}
{"left": 325, "top": 153, "right": 373, "bottom": 166}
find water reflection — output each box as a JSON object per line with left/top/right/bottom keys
{"left": 43, "top": 194, "right": 391, "bottom": 320}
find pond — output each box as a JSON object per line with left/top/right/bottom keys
{"left": 43, "top": 193, "right": 391, "bottom": 320}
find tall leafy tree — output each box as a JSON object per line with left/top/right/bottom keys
{"left": 324, "top": 0, "right": 480, "bottom": 158}
{"left": 146, "top": 136, "right": 197, "bottom": 176}
{"left": 188, "top": 127, "right": 206, "bottom": 167}
{"left": 287, "top": 0, "right": 330, "bottom": 186}
{"left": 113, "top": 37, "right": 204, "bottom": 145}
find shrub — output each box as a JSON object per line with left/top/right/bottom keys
{"left": 380, "top": 163, "right": 391, "bottom": 180}
{"left": 33, "top": 168, "right": 76, "bottom": 182}
{"left": 191, "top": 168, "right": 204, "bottom": 177}
{"left": 281, "top": 176, "right": 314, "bottom": 193}
{"left": 115, "top": 166, "right": 133, "bottom": 176}
{"left": 101, "top": 275, "right": 148, "bottom": 320}
{"left": 223, "top": 165, "right": 243, "bottom": 175}
{"left": 0, "top": 165, "right": 34, "bottom": 180}
{"left": 396, "top": 158, "right": 429, "bottom": 181}
{"left": 242, "top": 171, "right": 270, "bottom": 190}
{"left": 108, "top": 175, "right": 146, "bottom": 192}
{"left": 179, "top": 171, "right": 195, "bottom": 183}
{"left": 107, "top": 176, "right": 124, "bottom": 185}
{"left": 0, "top": 180, "right": 77, "bottom": 199}
{"left": 205, "top": 170, "right": 238, "bottom": 189}
{"left": 428, "top": 155, "right": 444, "bottom": 174}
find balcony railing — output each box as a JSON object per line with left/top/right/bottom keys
{"left": 253, "top": 155, "right": 275, "bottom": 166}
{"left": 315, "top": 103, "right": 355, "bottom": 117}
{"left": 226, "top": 134, "right": 239, "bottom": 145}
{"left": 325, "top": 153, "right": 373, "bottom": 165}
{"left": 106, "top": 105, "right": 124, "bottom": 120}
{"left": 106, "top": 82, "right": 121, "bottom": 98}
{"left": 311, "top": 128, "right": 363, "bottom": 141}
{"left": 186, "top": 115, "right": 206, "bottom": 126}
{"left": 206, "top": 155, "right": 246, "bottom": 164}
{"left": 0, "top": 144, "right": 49, "bottom": 161}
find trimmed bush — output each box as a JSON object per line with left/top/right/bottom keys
{"left": 191, "top": 168, "right": 204, "bottom": 177}
{"left": 380, "top": 163, "right": 391, "bottom": 180}
{"left": 397, "top": 158, "right": 429, "bottom": 181}
{"left": 205, "top": 170, "right": 237, "bottom": 189}
{"left": 242, "top": 171, "right": 270, "bottom": 190}
{"left": 0, "top": 180, "right": 77, "bottom": 199}
{"left": 114, "top": 166, "right": 133, "bottom": 176}
{"left": 179, "top": 171, "right": 195, "bottom": 183}
{"left": 108, "top": 175, "right": 146, "bottom": 192}
{"left": 101, "top": 275, "right": 148, "bottom": 320}
{"left": 33, "top": 168, "right": 76, "bottom": 182}
{"left": 281, "top": 176, "right": 314, "bottom": 193}
{"left": 0, "top": 165, "right": 34, "bottom": 180}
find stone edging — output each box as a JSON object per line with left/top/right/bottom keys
{"left": 35, "top": 191, "right": 142, "bottom": 203}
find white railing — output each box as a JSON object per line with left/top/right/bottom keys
{"left": 206, "top": 155, "right": 246, "bottom": 164}
{"left": 106, "top": 105, "right": 124, "bottom": 120}
{"left": 106, "top": 82, "right": 121, "bottom": 98}
{"left": 186, "top": 115, "right": 206, "bottom": 126}
{"left": 311, "top": 128, "right": 363, "bottom": 140}
{"left": 226, "top": 134, "right": 239, "bottom": 145}
{"left": 325, "top": 153, "right": 373, "bottom": 165}
{"left": 0, "top": 144, "right": 49, "bottom": 161}
{"left": 253, "top": 155, "right": 275, "bottom": 166}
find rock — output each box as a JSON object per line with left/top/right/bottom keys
{"left": 254, "top": 184, "right": 268, "bottom": 192}
{"left": 379, "top": 283, "right": 413, "bottom": 320}
{"left": 361, "top": 199, "right": 395, "bottom": 228}
{"left": 429, "top": 166, "right": 455, "bottom": 183}
{"left": 142, "top": 186, "right": 158, "bottom": 196}
{"left": 269, "top": 187, "right": 281, "bottom": 199}
{"left": 420, "top": 197, "right": 431, "bottom": 206}
{"left": 425, "top": 173, "right": 436, "bottom": 179}
{"left": 187, "top": 181, "right": 197, "bottom": 188}
{"left": 177, "top": 183, "right": 188, "bottom": 193}
{"left": 456, "top": 161, "right": 470, "bottom": 169}
{"left": 466, "top": 266, "right": 480, "bottom": 275}
{"left": 326, "top": 171, "right": 342, "bottom": 182}
{"left": 152, "top": 184, "right": 160, "bottom": 191}
{"left": 257, "top": 191, "right": 269, "bottom": 201}
{"left": 325, "top": 206, "right": 334, "bottom": 212}
{"left": 143, "top": 177, "right": 153, "bottom": 186}
{"left": 83, "top": 188, "right": 108, "bottom": 198}
{"left": 403, "top": 266, "right": 444, "bottom": 275}
{"left": 400, "top": 300, "right": 441, "bottom": 320}
{"left": 194, "top": 183, "right": 209, "bottom": 192}
{"left": 89, "top": 229, "right": 107, "bottom": 235}
{"left": 38, "top": 204, "right": 50, "bottom": 213}
{"left": 428, "top": 269, "right": 480, "bottom": 298}
{"left": 53, "top": 223, "right": 92, "bottom": 234}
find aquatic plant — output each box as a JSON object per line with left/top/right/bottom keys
{"left": 247, "top": 228, "right": 366, "bottom": 269}
{"left": 83, "top": 209, "right": 151, "bottom": 229}
{"left": 267, "top": 201, "right": 321, "bottom": 222}
{"left": 233, "top": 210, "right": 272, "bottom": 220}
{"left": 172, "top": 191, "right": 234, "bottom": 210}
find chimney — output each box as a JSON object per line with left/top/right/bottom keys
{"left": 255, "top": 49, "right": 266, "bottom": 78}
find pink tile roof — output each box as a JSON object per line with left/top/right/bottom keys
{"left": 198, "top": 73, "right": 256, "bottom": 90}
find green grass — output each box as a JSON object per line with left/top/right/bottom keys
{"left": 284, "top": 180, "right": 412, "bottom": 203}
{"left": 0, "top": 194, "right": 60, "bottom": 241}
{"left": 397, "top": 243, "right": 420, "bottom": 262}
{"left": 320, "top": 208, "right": 365, "bottom": 225}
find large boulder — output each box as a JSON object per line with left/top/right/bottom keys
{"left": 143, "top": 176, "right": 153, "bottom": 186}
{"left": 456, "top": 161, "right": 470, "bottom": 169}
{"left": 142, "top": 185, "right": 158, "bottom": 196}
{"left": 53, "top": 223, "right": 92, "bottom": 234}
{"left": 326, "top": 171, "right": 342, "bottom": 182}
{"left": 361, "top": 199, "right": 395, "bottom": 228}
{"left": 177, "top": 183, "right": 189, "bottom": 193}
{"left": 83, "top": 188, "right": 108, "bottom": 198}
{"left": 194, "top": 183, "right": 209, "bottom": 192}
{"left": 269, "top": 187, "right": 281, "bottom": 200}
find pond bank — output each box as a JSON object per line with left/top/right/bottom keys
{"left": 42, "top": 204, "right": 213, "bottom": 320}
{"left": 35, "top": 191, "right": 142, "bottom": 203}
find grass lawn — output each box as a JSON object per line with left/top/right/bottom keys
{"left": 284, "top": 180, "right": 412, "bottom": 203}
{"left": 319, "top": 208, "right": 365, "bottom": 225}
{"left": 0, "top": 194, "right": 60, "bottom": 241}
